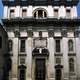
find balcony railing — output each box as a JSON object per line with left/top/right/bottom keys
{"left": 2, "top": 17, "right": 80, "bottom": 27}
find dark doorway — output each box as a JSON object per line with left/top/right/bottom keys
{"left": 55, "top": 65, "right": 63, "bottom": 80}
{"left": 35, "top": 59, "right": 46, "bottom": 80}
{"left": 55, "top": 69, "right": 62, "bottom": 80}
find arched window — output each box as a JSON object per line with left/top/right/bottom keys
{"left": 68, "top": 40, "right": 73, "bottom": 52}
{"left": 0, "top": 36, "right": 2, "bottom": 49}
{"left": 33, "top": 9, "right": 47, "bottom": 18}
{"left": 69, "top": 58, "right": 74, "bottom": 72}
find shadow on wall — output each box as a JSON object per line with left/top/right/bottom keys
{"left": 3, "top": 46, "right": 12, "bottom": 80}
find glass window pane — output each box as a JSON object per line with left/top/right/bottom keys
{"left": 19, "top": 66, "right": 26, "bottom": 80}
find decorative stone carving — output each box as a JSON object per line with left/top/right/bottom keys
{"left": 34, "top": 38, "right": 47, "bottom": 48}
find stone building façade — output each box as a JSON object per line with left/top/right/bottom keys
{"left": 1, "top": 0, "right": 80, "bottom": 80}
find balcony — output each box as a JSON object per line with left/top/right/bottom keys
{"left": 2, "top": 17, "right": 80, "bottom": 28}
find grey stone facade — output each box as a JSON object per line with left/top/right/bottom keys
{"left": 1, "top": 0, "right": 80, "bottom": 80}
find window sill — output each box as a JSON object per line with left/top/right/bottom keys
{"left": 54, "top": 53, "right": 63, "bottom": 56}
{"left": 68, "top": 52, "right": 76, "bottom": 56}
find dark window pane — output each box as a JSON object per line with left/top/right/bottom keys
{"left": 38, "top": 10, "right": 43, "bottom": 18}
{"left": 55, "top": 40, "right": 60, "bottom": 52}
{"left": 39, "top": 31, "right": 42, "bottom": 37}
{"left": 19, "top": 66, "right": 26, "bottom": 80}
{"left": 20, "top": 39, "right": 25, "bottom": 52}
{"left": 33, "top": 10, "right": 47, "bottom": 18}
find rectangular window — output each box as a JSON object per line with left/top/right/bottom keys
{"left": 20, "top": 57, "right": 25, "bottom": 64}
{"left": 10, "top": 9, "right": 15, "bottom": 18}
{"left": 66, "top": 9, "right": 71, "bottom": 18}
{"left": 55, "top": 39, "right": 60, "bottom": 52}
{"left": 22, "top": 9, "right": 27, "bottom": 17}
{"left": 54, "top": 9, "right": 58, "bottom": 18}
{"left": 56, "top": 58, "right": 61, "bottom": 64}
{"left": 20, "top": 39, "right": 25, "bottom": 52}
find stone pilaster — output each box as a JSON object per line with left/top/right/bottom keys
{"left": 12, "top": 38, "right": 19, "bottom": 80}
{"left": 62, "top": 38, "right": 69, "bottom": 80}
{"left": 26, "top": 37, "right": 33, "bottom": 80}
{"left": 47, "top": 37, "right": 55, "bottom": 80}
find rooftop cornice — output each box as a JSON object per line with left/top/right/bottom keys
{"left": 2, "top": 0, "right": 79, "bottom": 6}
